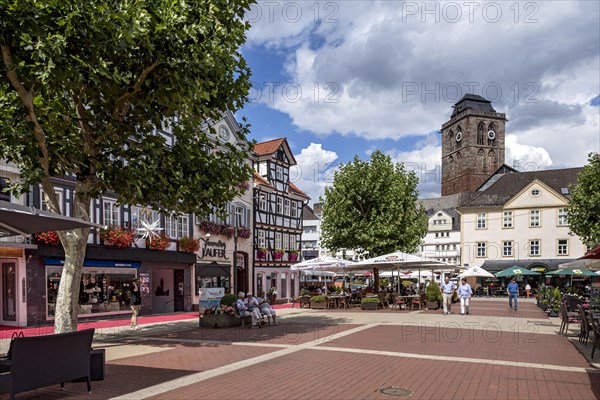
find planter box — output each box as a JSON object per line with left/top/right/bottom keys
{"left": 361, "top": 302, "right": 379, "bottom": 310}
{"left": 548, "top": 310, "right": 558, "bottom": 317}
{"left": 311, "top": 301, "right": 326, "bottom": 309}
{"left": 289, "top": 253, "right": 299, "bottom": 262}
{"left": 199, "top": 314, "right": 242, "bottom": 328}
{"left": 426, "top": 301, "right": 439, "bottom": 310}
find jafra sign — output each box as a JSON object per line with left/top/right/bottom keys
{"left": 199, "top": 238, "right": 228, "bottom": 260}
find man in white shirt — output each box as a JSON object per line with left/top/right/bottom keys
{"left": 440, "top": 276, "right": 456, "bottom": 315}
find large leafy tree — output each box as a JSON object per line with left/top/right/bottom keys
{"left": 0, "top": 0, "right": 254, "bottom": 332}
{"left": 320, "top": 150, "right": 428, "bottom": 260}
{"left": 567, "top": 153, "right": 600, "bottom": 246}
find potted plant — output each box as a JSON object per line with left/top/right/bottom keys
{"left": 361, "top": 297, "right": 380, "bottom": 310}
{"left": 146, "top": 233, "right": 171, "bottom": 251}
{"left": 34, "top": 230, "right": 61, "bottom": 246}
{"left": 257, "top": 247, "right": 267, "bottom": 260}
{"left": 274, "top": 248, "right": 284, "bottom": 260}
{"left": 426, "top": 281, "right": 442, "bottom": 310}
{"left": 289, "top": 249, "right": 300, "bottom": 262}
{"left": 99, "top": 226, "right": 135, "bottom": 248}
{"left": 178, "top": 236, "right": 200, "bottom": 253}
{"left": 310, "top": 295, "right": 326, "bottom": 309}
{"left": 549, "top": 287, "right": 562, "bottom": 317}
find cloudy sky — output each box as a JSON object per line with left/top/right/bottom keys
{"left": 238, "top": 0, "right": 600, "bottom": 202}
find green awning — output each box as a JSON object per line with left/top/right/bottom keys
{"left": 545, "top": 268, "right": 597, "bottom": 277}
{"left": 495, "top": 266, "right": 542, "bottom": 277}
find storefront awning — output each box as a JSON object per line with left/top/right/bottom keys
{"left": 196, "top": 261, "right": 230, "bottom": 277}
{"left": 45, "top": 257, "right": 141, "bottom": 268}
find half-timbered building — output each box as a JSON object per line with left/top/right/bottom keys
{"left": 253, "top": 138, "right": 309, "bottom": 301}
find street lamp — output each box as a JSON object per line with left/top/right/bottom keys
{"left": 232, "top": 206, "right": 241, "bottom": 294}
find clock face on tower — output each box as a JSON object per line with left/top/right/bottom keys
{"left": 455, "top": 132, "right": 462, "bottom": 142}
{"left": 488, "top": 130, "right": 496, "bottom": 140}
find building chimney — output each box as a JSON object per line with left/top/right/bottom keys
{"left": 313, "top": 202, "right": 322, "bottom": 216}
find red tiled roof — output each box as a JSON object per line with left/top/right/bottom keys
{"left": 253, "top": 138, "right": 285, "bottom": 155}
{"left": 253, "top": 171, "right": 274, "bottom": 189}
{"left": 289, "top": 182, "right": 310, "bottom": 199}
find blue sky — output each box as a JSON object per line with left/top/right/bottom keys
{"left": 237, "top": 1, "right": 600, "bottom": 203}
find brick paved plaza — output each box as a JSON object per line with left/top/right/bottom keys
{"left": 2, "top": 298, "right": 599, "bottom": 400}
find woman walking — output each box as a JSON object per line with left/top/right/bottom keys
{"left": 129, "top": 279, "right": 142, "bottom": 330}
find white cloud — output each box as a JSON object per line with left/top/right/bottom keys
{"left": 248, "top": 0, "right": 600, "bottom": 169}
{"left": 292, "top": 143, "right": 339, "bottom": 203}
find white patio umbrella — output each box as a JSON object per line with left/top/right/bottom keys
{"left": 458, "top": 265, "right": 495, "bottom": 278}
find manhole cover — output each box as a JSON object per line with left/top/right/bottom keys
{"left": 378, "top": 387, "right": 413, "bottom": 397}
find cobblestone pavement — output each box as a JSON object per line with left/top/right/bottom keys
{"left": 2, "top": 299, "right": 599, "bottom": 400}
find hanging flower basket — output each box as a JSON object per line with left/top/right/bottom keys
{"left": 34, "top": 231, "right": 61, "bottom": 246}
{"left": 146, "top": 234, "right": 171, "bottom": 251}
{"left": 257, "top": 248, "right": 267, "bottom": 260}
{"left": 178, "top": 236, "right": 200, "bottom": 253}
{"left": 274, "top": 249, "right": 284, "bottom": 260}
{"left": 99, "top": 227, "right": 135, "bottom": 248}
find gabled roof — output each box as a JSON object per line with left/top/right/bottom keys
{"left": 289, "top": 182, "right": 310, "bottom": 199}
{"left": 253, "top": 171, "right": 274, "bottom": 190}
{"left": 253, "top": 138, "right": 297, "bottom": 165}
{"left": 253, "top": 138, "right": 285, "bottom": 155}
{"left": 303, "top": 205, "right": 319, "bottom": 220}
{"left": 460, "top": 167, "right": 582, "bottom": 208}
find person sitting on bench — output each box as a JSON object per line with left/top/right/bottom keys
{"left": 257, "top": 290, "right": 278, "bottom": 325}
{"left": 235, "top": 292, "right": 263, "bottom": 328}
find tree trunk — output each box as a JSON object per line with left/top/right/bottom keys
{"left": 373, "top": 267, "right": 379, "bottom": 293}
{"left": 53, "top": 183, "right": 92, "bottom": 333}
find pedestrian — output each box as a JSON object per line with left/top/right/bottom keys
{"left": 507, "top": 278, "right": 519, "bottom": 311}
{"left": 440, "top": 276, "right": 455, "bottom": 315}
{"left": 235, "top": 291, "right": 263, "bottom": 328}
{"left": 458, "top": 278, "right": 472, "bottom": 315}
{"left": 257, "top": 290, "right": 278, "bottom": 325}
{"left": 129, "top": 278, "right": 142, "bottom": 330}
{"left": 525, "top": 282, "right": 531, "bottom": 298}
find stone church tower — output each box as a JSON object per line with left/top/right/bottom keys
{"left": 441, "top": 94, "right": 507, "bottom": 196}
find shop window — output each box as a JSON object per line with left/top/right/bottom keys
{"left": 46, "top": 265, "right": 137, "bottom": 318}
{"left": 280, "top": 273, "right": 287, "bottom": 298}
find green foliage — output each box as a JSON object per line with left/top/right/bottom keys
{"left": 335, "top": 286, "right": 342, "bottom": 294}
{"left": 426, "top": 281, "right": 442, "bottom": 302}
{"left": 320, "top": 150, "right": 428, "bottom": 257}
{"left": 300, "top": 288, "right": 310, "bottom": 296}
{"left": 220, "top": 293, "right": 237, "bottom": 307}
{"left": 551, "top": 288, "right": 562, "bottom": 312}
{"left": 567, "top": 153, "right": 600, "bottom": 246}
{"left": 310, "top": 295, "right": 326, "bottom": 303}
{"left": 379, "top": 278, "right": 390, "bottom": 288}
{"left": 361, "top": 297, "right": 380, "bottom": 303}
{"left": 0, "top": 0, "right": 254, "bottom": 214}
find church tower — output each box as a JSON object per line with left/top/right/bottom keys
{"left": 441, "top": 94, "right": 507, "bottom": 196}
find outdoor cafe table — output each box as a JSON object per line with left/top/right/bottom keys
{"left": 395, "top": 295, "right": 419, "bottom": 309}
{"left": 326, "top": 295, "right": 350, "bottom": 309}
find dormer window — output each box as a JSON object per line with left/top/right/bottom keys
{"left": 275, "top": 148, "right": 285, "bottom": 161}
{"left": 531, "top": 189, "right": 540, "bottom": 196}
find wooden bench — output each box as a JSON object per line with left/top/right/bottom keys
{"left": 0, "top": 328, "right": 95, "bottom": 399}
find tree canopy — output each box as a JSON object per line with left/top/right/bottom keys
{"left": 567, "top": 153, "right": 600, "bottom": 246}
{"left": 0, "top": 0, "right": 255, "bottom": 332}
{"left": 320, "top": 150, "right": 428, "bottom": 258}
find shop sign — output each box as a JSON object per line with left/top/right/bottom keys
{"left": 529, "top": 265, "right": 548, "bottom": 273}
{"left": 199, "top": 287, "right": 225, "bottom": 308}
{"left": 199, "top": 238, "right": 228, "bottom": 259}
{"left": 0, "top": 247, "right": 22, "bottom": 257}
{"left": 44, "top": 258, "right": 141, "bottom": 268}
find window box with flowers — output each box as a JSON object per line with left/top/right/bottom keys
{"left": 99, "top": 227, "right": 135, "bottom": 248}
{"left": 198, "top": 305, "right": 240, "bottom": 328}
{"left": 146, "top": 234, "right": 171, "bottom": 251}
{"left": 178, "top": 236, "right": 200, "bottom": 253}
{"left": 257, "top": 247, "right": 268, "bottom": 260}
{"left": 289, "top": 250, "right": 300, "bottom": 262}
{"left": 35, "top": 231, "right": 61, "bottom": 246}
{"left": 274, "top": 248, "right": 285, "bottom": 260}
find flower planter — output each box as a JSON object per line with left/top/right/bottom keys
{"left": 257, "top": 251, "right": 267, "bottom": 260}
{"left": 310, "top": 301, "right": 326, "bottom": 309}
{"left": 361, "top": 302, "right": 379, "bottom": 310}
{"left": 274, "top": 253, "right": 283, "bottom": 260}
{"left": 289, "top": 253, "right": 299, "bottom": 262}
{"left": 426, "top": 301, "right": 439, "bottom": 310}
{"left": 199, "top": 314, "right": 241, "bottom": 328}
